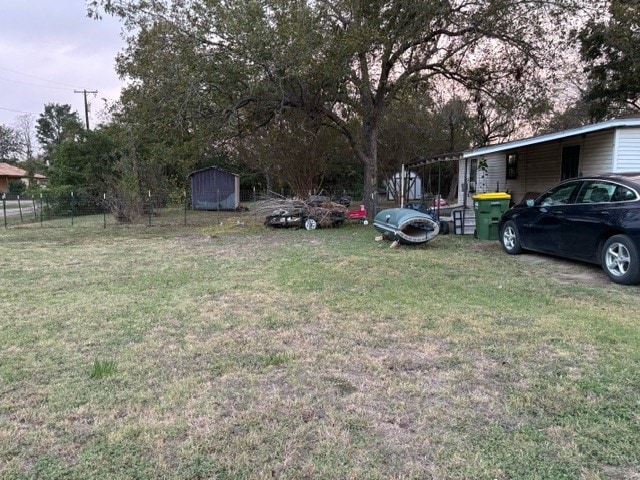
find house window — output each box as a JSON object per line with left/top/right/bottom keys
{"left": 506, "top": 153, "right": 518, "bottom": 179}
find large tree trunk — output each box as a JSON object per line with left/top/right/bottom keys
{"left": 361, "top": 121, "right": 378, "bottom": 219}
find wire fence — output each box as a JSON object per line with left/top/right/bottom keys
{"left": 0, "top": 190, "right": 365, "bottom": 230}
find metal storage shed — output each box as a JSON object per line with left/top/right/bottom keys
{"left": 189, "top": 166, "right": 240, "bottom": 210}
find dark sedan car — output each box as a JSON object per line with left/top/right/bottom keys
{"left": 499, "top": 175, "right": 640, "bottom": 285}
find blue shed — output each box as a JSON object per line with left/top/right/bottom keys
{"left": 189, "top": 166, "right": 240, "bottom": 210}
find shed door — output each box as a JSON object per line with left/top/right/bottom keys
{"left": 561, "top": 145, "right": 580, "bottom": 180}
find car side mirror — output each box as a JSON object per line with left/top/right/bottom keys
{"left": 526, "top": 199, "right": 535, "bottom": 207}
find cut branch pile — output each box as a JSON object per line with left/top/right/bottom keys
{"left": 257, "top": 198, "right": 348, "bottom": 228}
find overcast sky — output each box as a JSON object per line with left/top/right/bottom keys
{"left": 0, "top": 0, "right": 125, "bottom": 129}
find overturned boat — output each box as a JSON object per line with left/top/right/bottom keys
{"left": 373, "top": 208, "right": 440, "bottom": 245}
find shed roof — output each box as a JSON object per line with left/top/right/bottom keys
{"left": 188, "top": 165, "right": 239, "bottom": 178}
{"left": 464, "top": 118, "right": 640, "bottom": 159}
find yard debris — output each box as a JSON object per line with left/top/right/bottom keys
{"left": 258, "top": 198, "right": 348, "bottom": 229}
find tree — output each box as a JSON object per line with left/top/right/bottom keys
{"left": 49, "top": 128, "right": 120, "bottom": 196}
{"left": 91, "top": 0, "right": 592, "bottom": 215}
{"left": 14, "top": 114, "right": 36, "bottom": 161}
{"left": 377, "top": 94, "right": 478, "bottom": 202}
{"left": 234, "top": 111, "right": 351, "bottom": 197}
{"left": 0, "top": 124, "right": 21, "bottom": 161}
{"left": 578, "top": 0, "right": 640, "bottom": 120}
{"left": 36, "top": 104, "right": 84, "bottom": 162}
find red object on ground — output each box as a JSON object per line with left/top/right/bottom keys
{"left": 348, "top": 204, "right": 367, "bottom": 219}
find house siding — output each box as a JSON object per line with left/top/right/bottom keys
{"left": 613, "top": 127, "right": 640, "bottom": 173}
{"left": 580, "top": 130, "right": 614, "bottom": 175}
{"left": 479, "top": 153, "right": 506, "bottom": 193}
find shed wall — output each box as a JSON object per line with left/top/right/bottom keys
{"left": 190, "top": 168, "right": 240, "bottom": 210}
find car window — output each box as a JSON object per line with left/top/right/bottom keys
{"left": 576, "top": 181, "right": 615, "bottom": 204}
{"left": 538, "top": 182, "right": 580, "bottom": 206}
{"left": 610, "top": 184, "right": 638, "bottom": 202}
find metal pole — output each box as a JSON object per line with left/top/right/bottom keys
{"left": 148, "top": 190, "right": 152, "bottom": 226}
{"left": 18, "top": 195, "right": 23, "bottom": 223}
{"left": 32, "top": 196, "right": 37, "bottom": 221}
{"left": 40, "top": 194, "right": 43, "bottom": 227}
{"left": 184, "top": 191, "right": 187, "bottom": 226}
{"left": 71, "top": 192, "right": 74, "bottom": 226}
{"left": 400, "top": 163, "right": 405, "bottom": 208}
{"left": 2, "top": 194, "right": 6, "bottom": 229}
{"left": 217, "top": 189, "right": 221, "bottom": 224}
{"left": 437, "top": 160, "right": 442, "bottom": 218}
{"left": 103, "top": 193, "right": 107, "bottom": 229}
{"left": 462, "top": 158, "right": 468, "bottom": 234}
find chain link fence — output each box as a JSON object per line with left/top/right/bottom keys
{"left": 1, "top": 189, "right": 365, "bottom": 230}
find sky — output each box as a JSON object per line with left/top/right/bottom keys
{"left": 0, "top": 0, "right": 125, "bottom": 129}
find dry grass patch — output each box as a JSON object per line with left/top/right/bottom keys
{"left": 0, "top": 223, "right": 638, "bottom": 479}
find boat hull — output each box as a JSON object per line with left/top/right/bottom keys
{"left": 373, "top": 208, "right": 440, "bottom": 245}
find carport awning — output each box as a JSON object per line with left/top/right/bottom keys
{"left": 404, "top": 152, "right": 463, "bottom": 169}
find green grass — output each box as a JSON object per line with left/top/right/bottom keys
{"left": 88, "top": 359, "right": 117, "bottom": 379}
{"left": 0, "top": 215, "right": 638, "bottom": 479}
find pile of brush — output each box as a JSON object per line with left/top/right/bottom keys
{"left": 257, "top": 197, "right": 347, "bottom": 228}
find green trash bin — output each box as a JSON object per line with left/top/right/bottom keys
{"left": 472, "top": 192, "right": 511, "bottom": 240}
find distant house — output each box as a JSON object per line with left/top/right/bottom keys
{"left": 188, "top": 166, "right": 240, "bottom": 210}
{"left": 0, "top": 163, "right": 47, "bottom": 193}
{"left": 458, "top": 117, "right": 640, "bottom": 206}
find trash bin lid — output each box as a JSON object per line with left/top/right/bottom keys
{"left": 473, "top": 192, "right": 511, "bottom": 200}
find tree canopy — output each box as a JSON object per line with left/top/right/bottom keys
{"left": 579, "top": 0, "right": 640, "bottom": 120}
{"left": 0, "top": 124, "right": 21, "bottom": 161}
{"left": 36, "top": 103, "right": 85, "bottom": 162}
{"left": 91, "top": 0, "right": 596, "bottom": 212}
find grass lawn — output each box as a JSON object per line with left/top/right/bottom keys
{"left": 0, "top": 211, "right": 638, "bottom": 479}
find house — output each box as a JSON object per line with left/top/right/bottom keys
{"left": 0, "top": 163, "right": 47, "bottom": 193}
{"left": 458, "top": 117, "right": 640, "bottom": 207}
{"left": 188, "top": 166, "right": 240, "bottom": 210}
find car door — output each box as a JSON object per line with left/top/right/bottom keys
{"left": 519, "top": 181, "right": 581, "bottom": 253}
{"left": 560, "top": 180, "right": 629, "bottom": 261}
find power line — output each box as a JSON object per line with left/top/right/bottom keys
{"left": 0, "top": 106, "right": 38, "bottom": 115}
{"left": 0, "top": 66, "right": 85, "bottom": 90}
{"left": 0, "top": 76, "right": 73, "bottom": 92}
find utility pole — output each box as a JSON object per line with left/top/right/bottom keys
{"left": 74, "top": 89, "right": 98, "bottom": 130}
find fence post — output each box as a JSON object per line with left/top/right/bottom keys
{"left": 40, "top": 194, "right": 43, "bottom": 227}
{"left": 2, "top": 194, "right": 6, "bottom": 229}
{"left": 17, "top": 195, "right": 23, "bottom": 223}
{"left": 71, "top": 192, "right": 75, "bottom": 226}
{"left": 148, "top": 190, "right": 152, "bottom": 226}
{"left": 32, "top": 196, "right": 37, "bottom": 221}
{"left": 184, "top": 190, "right": 187, "bottom": 226}
{"left": 217, "top": 189, "right": 221, "bottom": 224}
{"left": 103, "top": 193, "right": 107, "bottom": 229}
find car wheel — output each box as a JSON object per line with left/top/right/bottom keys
{"left": 304, "top": 218, "right": 318, "bottom": 230}
{"left": 500, "top": 220, "right": 523, "bottom": 254}
{"left": 601, "top": 235, "right": 640, "bottom": 285}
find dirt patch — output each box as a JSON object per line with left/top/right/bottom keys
{"left": 515, "top": 253, "right": 610, "bottom": 286}
{"left": 466, "top": 239, "right": 611, "bottom": 286}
